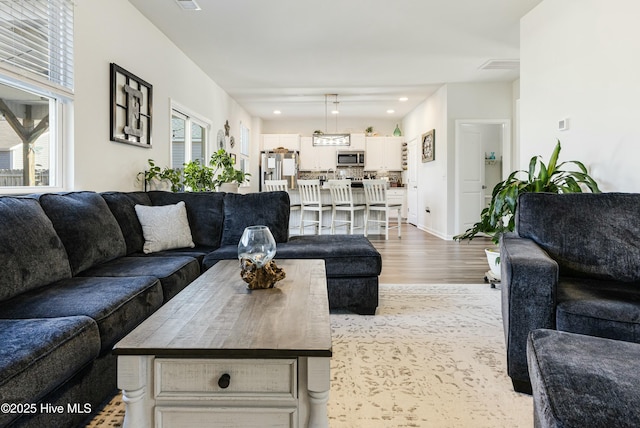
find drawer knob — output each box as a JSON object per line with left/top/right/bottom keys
{"left": 218, "top": 373, "right": 231, "bottom": 389}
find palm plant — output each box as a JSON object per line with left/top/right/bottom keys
{"left": 454, "top": 140, "right": 600, "bottom": 245}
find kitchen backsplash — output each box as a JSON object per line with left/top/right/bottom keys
{"left": 299, "top": 167, "right": 403, "bottom": 185}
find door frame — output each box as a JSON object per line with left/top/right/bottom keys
{"left": 454, "top": 119, "right": 511, "bottom": 236}
{"left": 406, "top": 137, "right": 418, "bottom": 225}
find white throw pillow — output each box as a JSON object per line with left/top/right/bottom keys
{"left": 134, "top": 201, "right": 195, "bottom": 254}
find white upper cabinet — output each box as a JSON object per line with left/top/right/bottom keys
{"left": 364, "top": 137, "right": 403, "bottom": 171}
{"left": 299, "top": 137, "right": 336, "bottom": 171}
{"left": 349, "top": 133, "right": 366, "bottom": 150}
{"left": 261, "top": 134, "right": 301, "bottom": 151}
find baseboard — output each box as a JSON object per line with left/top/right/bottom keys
{"left": 415, "top": 224, "right": 449, "bottom": 240}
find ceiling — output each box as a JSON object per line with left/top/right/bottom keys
{"left": 128, "top": 0, "right": 542, "bottom": 121}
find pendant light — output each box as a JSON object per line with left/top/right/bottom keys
{"left": 315, "top": 94, "right": 349, "bottom": 146}
{"left": 323, "top": 93, "right": 340, "bottom": 133}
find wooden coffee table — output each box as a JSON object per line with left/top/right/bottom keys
{"left": 114, "top": 259, "right": 332, "bottom": 428}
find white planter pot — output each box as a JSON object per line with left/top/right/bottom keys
{"left": 485, "top": 248, "right": 501, "bottom": 280}
{"left": 148, "top": 178, "right": 172, "bottom": 191}
{"left": 218, "top": 182, "right": 239, "bottom": 193}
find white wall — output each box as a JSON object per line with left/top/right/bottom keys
{"left": 446, "top": 83, "right": 513, "bottom": 237}
{"left": 402, "top": 82, "right": 513, "bottom": 239}
{"left": 520, "top": 0, "right": 640, "bottom": 192}
{"left": 74, "top": 0, "right": 258, "bottom": 192}
{"left": 402, "top": 85, "right": 448, "bottom": 237}
{"left": 261, "top": 118, "right": 400, "bottom": 138}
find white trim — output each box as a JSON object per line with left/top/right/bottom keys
{"left": 170, "top": 100, "right": 211, "bottom": 128}
{"left": 169, "top": 99, "right": 212, "bottom": 164}
{"left": 0, "top": 75, "right": 70, "bottom": 194}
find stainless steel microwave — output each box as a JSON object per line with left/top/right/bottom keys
{"left": 337, "top": 151, "right": 365, "bottom": 166}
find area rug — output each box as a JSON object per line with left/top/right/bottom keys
{"left": 86, "top": 283, "right": 532, "bottom": 428}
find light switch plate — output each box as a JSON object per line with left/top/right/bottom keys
{"left": 558, "top": 118, "right": 569, "bottom": 131}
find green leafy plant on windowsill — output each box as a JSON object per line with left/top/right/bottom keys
{"left": 454, "top": 140, "right": 601, "bottom": 245}
{"left": 182, "top": 159, "right": 216, "bottom": 192}
{"left": 137, "top": 159, "right": 182, "bottom": 192}
{"left": 209, "top": 148, "right": 250, "bottom": 190}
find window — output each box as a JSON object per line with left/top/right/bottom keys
{"left": 0, "top": 81, "right": 59, "bottom": 188}
{"left": 0, "top": 0, "right": 74, "bottom": 91}
{"left": 238, "top": 121, "right": 250, "bottom": 187}
{"left": 0, "top": 0, "right": 74, "bottom": 192}
{"left": 239, "top": 121, "right": 250, "bottom": 156}
{"left": 171, "top": 105, "right": 210, "bottom": 170}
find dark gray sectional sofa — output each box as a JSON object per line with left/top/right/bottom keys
{"left": 501, "top": 192, "right": 640, "bottom": 394}
{"left": 0, "top": 190, "right": 381, "bottom": 427}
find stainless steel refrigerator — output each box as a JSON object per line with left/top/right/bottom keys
{"left": 259, "top": 150, "right": 299, "bottom": 191}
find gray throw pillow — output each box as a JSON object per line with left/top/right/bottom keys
{"left": 135, "top": 201, "right": 195, "bottom": 254}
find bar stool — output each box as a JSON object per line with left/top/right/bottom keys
{"left": 297, "top": 179, "right": 331, "bottom": 235}
{"left": 363, "top": 179, "right": 402, "bottom": 240}
{"left": 264, "top": 179, "right": 301, "bottom": 231}
{"left": 328, "top": 179, "right": 365, "bottom": 234}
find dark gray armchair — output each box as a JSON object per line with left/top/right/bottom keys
{"left": 500, "top": 192, "right": 640, "bottom": 393}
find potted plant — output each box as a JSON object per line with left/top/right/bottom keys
{"left": 209, "top": 149, "right": 250, "bottom": 192}
{"left": 138, "top": 159, "right": 182, "bottom": 192}
{"left": 365, "top": 126, "right": 374, "bottom": 136}
{"left": 453, "top": 140, "right": 601, "bottom": 279}
{"left": 182, "top": 159, "right": 216, "bottom": 192}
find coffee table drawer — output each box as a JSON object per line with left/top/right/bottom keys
{"left": 156, "top": 406, "right": 297, "bottom": 428}
{"left": 154, "top": 359, "right": 297, "bottom": 399}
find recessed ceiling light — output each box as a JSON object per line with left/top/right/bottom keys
{"left": 387, "top": 109, "right": 395, "bottom": 114}
{"left": 175, "top": 0, "right": 201, "bottom": 11}
{"left": 331, "top": 110, "right": 339, "bottom": 115}
{"left": 273, "top": 110, "right": 281, "bottom": 115}
{"left": 399, "top": 97, "right": 408, "bottom": 102}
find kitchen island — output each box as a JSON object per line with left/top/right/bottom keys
{"left": 286, "top": 186, "right": 406, "bottom": 236}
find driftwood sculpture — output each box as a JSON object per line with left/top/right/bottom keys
{"left": 240, "top": 259, "right": 286, "bottom": 289}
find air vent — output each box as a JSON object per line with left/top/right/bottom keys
{"left": 479, "top": 59, "right": 520, "bottom": 70}
{"left": 175, "top": 0, "right": 201, "bottom": 10}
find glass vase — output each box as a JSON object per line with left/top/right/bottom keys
{"left": 237, "top": 225, "right": 277, "bottom": 268}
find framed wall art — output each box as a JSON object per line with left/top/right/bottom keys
{"left": 421, "top": 129, "right": 435, "bottom": 163}
{"left": 110, "top": 63, "right": 153, "bottom": 148}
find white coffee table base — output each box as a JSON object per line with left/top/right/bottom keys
{"left": 118, "top": 355, "right": 330, "bottom": 428}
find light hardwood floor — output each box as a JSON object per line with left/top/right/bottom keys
{"left": 366, "top": 223, "right": 493, "bottom": 284}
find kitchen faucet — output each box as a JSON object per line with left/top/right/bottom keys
{"left": 327, "top": 168, "right": 336, "bottom": 180}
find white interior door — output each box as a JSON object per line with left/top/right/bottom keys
{"left": 407, "top": 139, "right": 418, "bottom": 225}
{"left": 456, "top": 126, "right": 484, "bottom": 234}
{"left": 455, "top": 120, "right": 511, "bottom": 236}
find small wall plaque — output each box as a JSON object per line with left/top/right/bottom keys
{"left": 421, "top": 129, "right": 435, "bottom": 163}
{"left": 110, "top": 63, "right": 153, "bottom": 148}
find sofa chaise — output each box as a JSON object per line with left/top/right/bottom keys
{"left": 0, "top": 190, "right": 381, "bottom": 427}
{"left": 500, "top": 192, "right": 640, "bottom": 394}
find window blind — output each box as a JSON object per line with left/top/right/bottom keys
{"left": 0, "top": 0, "right": 74, "bottom": 91}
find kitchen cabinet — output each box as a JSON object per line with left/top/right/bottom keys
{"left": 299, "top": 137, "right": 336, "bottom": 171}
{"left": 387, "top": 188, "right": 407, "bottom": 219}
{"left": 261, "top": 134, "right": 300, "bottom": 151}
{"left": 364, "top": 137, "right": 403, "bottom": 171}
{"left": 349, "top": 133, "right": 366, "bottom": 150}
